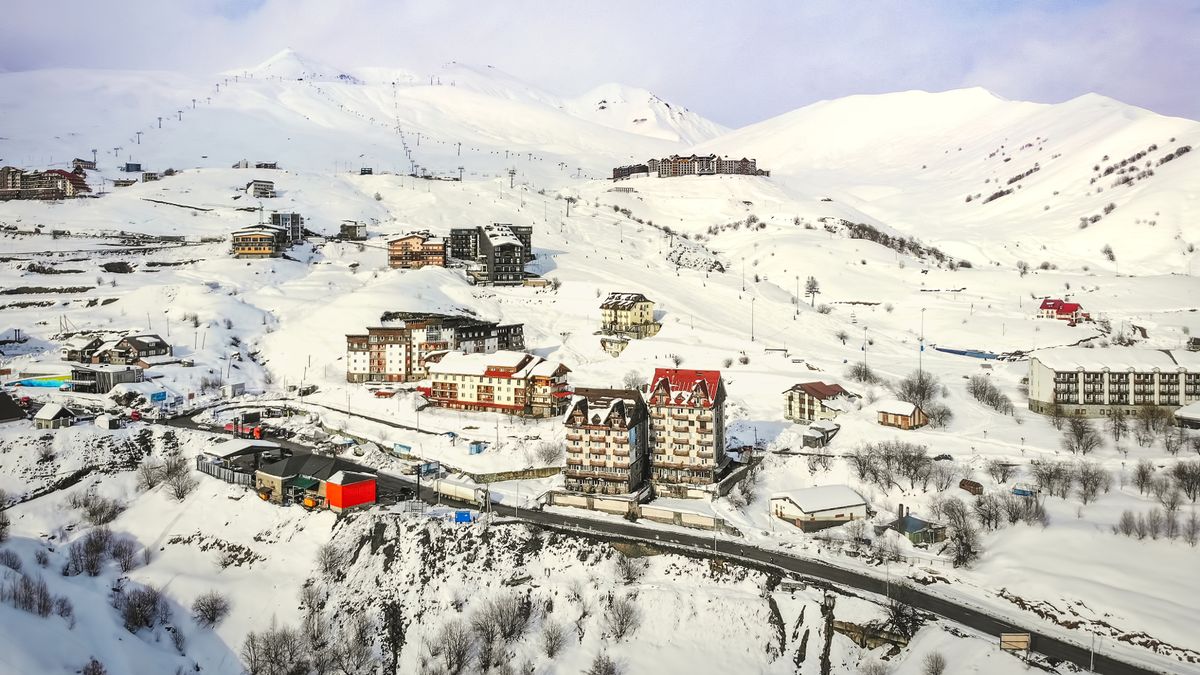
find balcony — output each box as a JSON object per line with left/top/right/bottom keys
{"left": 672, "top": 448, "right": 691, "bottom": 457}
{"left": 697, "top": 414, "right": 713, "bottom": 422}
{"left": 611, "top": 449, "right": 630, "bottom": 457}
{"left": 697, "top": 451, "right": 714, "bottom": 459}
{"left": 670, "top": 414, "right": 691, "bottom": 421}
{"left": 672, "top": 425, "right": 690, "bottom": 433}
{"left": 611, "top": 437, "right": 628, "bottom": 445}
{"left": 566, "top": 458, "right": 584, "bottom": 466}
{"left": 566, "top": 445, "right": 583, "bottom": 454}
{"left": 565, "top": 433, "right": 583, "bottom": 442}
{"left": 697, "top": 427, "right": 713, "bottom": 436}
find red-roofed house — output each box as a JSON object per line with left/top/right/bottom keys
{"left": 1038, "top": 298, "right": 1087, "bottom": 322}
{"left": 646, "top": 368, "right": 726, "bottom": 497}
{"left": 784, "top": 381, "right": 856, "bottom": 424}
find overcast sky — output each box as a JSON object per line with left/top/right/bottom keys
{"left": 2, "top": 1, "right": 1196, "bottom": 127}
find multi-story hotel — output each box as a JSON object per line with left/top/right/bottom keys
{"left": 645, "top": 368, "right": 727, "bottom": 498}
{"left": 449, "top": 223, "right": 534, "bottom": 285}
{"left": 424, "top": 350, "right": 570, "bottom": 418}
{"left": 388, "top": 232, "right": 446, "bottom": 269}
{"left": 1028, "top": 347, "right": 1200, "bottom": 417}
{"left": 345, "top": 314, "right": 524, "bottom": 383}
{"left": 563, "top": 388, "right": 649, "bottom": 495}
{"left": 599, "top": 292, "right": 661, "bottom": 339}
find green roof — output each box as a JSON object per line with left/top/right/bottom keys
{"left": 290, "top": 476, "right": 320, "bottom": 490}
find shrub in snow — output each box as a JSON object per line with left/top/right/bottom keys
{"left": 316, "top": 543, "right": 344, "bottom": 577}
{"left": 923, "top": 652, "right": 947, "bottom": 675}
{"left": 116, "top": 584, "right": 169, "bottom": 632}
{"left": 0, "top": 549, "right": 21, "bottom": 571}
{"left": 542, "top": 620, "right": 567, "bottom": 658}
{"left": 605, "top": 594, "right": 640, "bottom": 640}
{"left": 615, "top": 554, "right": 647, "bottom": 585}
{"left": 586, "top": 653, "right": 622, "bottom": 675}
{"left": 81, "top": 659, "right": 107, "bottom": 675}
{"left": 192, "top": 590, "right": 232, "bottom": 628}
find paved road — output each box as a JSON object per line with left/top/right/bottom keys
{"left": 370, "top": 470, "right": 1163, "bottom": 675}
{"left": 162, "top": 411, "right": 1164, "bottom": 675}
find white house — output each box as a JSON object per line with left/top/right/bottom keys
{"left": 770, "top": 485, "right": 868, "bottom": 532}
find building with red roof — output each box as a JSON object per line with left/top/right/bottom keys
{"left": 1038, "top": 298, "right": 1087, "bottom": 323}
{"left": 646, "top": 368, "right": 726, "bottom": 497}
{"left": 784, "top": 381, "right": 857, "bottom": 424}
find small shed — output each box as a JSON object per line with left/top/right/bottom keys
{"left": 34, "top": 403, "right": 76, "bottom": 429}
{"left": 959, "top": 478, "right": 983, "bottom": 496}
{"left": 802, "top": 420, "right": 840, "bottom": 448}
{"left": 876, "top": 505, "right": 947, "bottom": 545}
{"left": 770, "top": 485, "right": 868, "bottom": 532}
{"left": 326, "top": 471, "right": 377, "bottom": 513}
{"left": 876, "top": 399, "right": 928, "bottom": 430}
{"left": 94, "top": 414, "right": 120, "bottom": 430}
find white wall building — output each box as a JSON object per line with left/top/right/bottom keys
{"left": 1028, "top": 347, "right": 1200, "bottom": 417}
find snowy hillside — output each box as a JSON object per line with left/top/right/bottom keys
{"left": 693, "top": 87, "right": 1200, "bottom": 274}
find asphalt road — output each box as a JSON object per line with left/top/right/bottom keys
{"left": 371, "top": 470, "right": 1164, "bottom": 675}
{"left": 163, "top": 411, "right": 1164, "bottom": 675}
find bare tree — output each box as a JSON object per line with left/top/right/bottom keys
{"left": 894, "top": 370, "right": 940, "bottom": 410}
{"left": 534, "top": 441, "right": 565, "bottom": 466}
{"left": 166, "top": 471, "right": 197, "bottom": 501}
{"left": 1133, "top": 459, "right": 1155, "bottom": 494}
{"left": 1048, "top": 404, "right": 1067, "bottom": 430}
{"left": 931, "top": 461, "right": 960, "bottom": 487}
{"left": 585, "top": 652, "right": 622, "bottom": 675}
{"left": 316, "top": 543, "right": 344, "bottom": 577}
{"left": 116, "top": 584, "right": 168, "bottom": 632}
{"left": 605, "top": 594, "right": 641, "bottom": 640}
{"left": 1075, "top": 462, "right": 1111, "bottom": 505}
{"left": 846, "top": 361, "right": 878, "bottom": 384}
{"left": 615, "top": 554, "right": 647, "bottom": 585}
{"left": 1063, "top": 418, "right": 1102, "bottom": 455}
{"left": 1184, "top": 511, "right": 1199, "bottom": 547}
{"left": 973, "top": 494, "right": 1003, "bottom": 530}
{"left": 807, "top": 451, "right": 834, "bottom": 474}
{"left": 1172, "top": 460, "right": 1200, "bottom": 502}
{"left": 81, "top": 659, "right": 107, "bottom": 675}
{"left": 542, "top": 620, "right": 567, "bottom": 658}
{"left": 333, "top": 612, "right": 376, "bottom": 675}
{"left": 137, "top": 460, "right": 165, "bottom": 490}
{"left": 985, "top": 460, "right": 1015, "bottom": 484}
{"left": 1164, "top": 426, "right": 1185, "bottom": 456}
{"left": 621, "top": 370, "right": 646, "bottom": 391}
{"left": 192, "top": 590, "right": 231, "bottom": 628}
{"left": 1105, "top": 408, "right": 1129, "bottom": 444}
{"left": 110, "top": 537, "right": 139, "bottom": 572}
{"left": 861, "top": 661, "right": 889, "bottom": 675}
{"left": 923, "top": 652, "right": 947, "bottom": 675}
{"left": 429, "top": 618, "right": 472, "bottom": 675}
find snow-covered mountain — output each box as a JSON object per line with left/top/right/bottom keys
{"left": 2, "top": 52, "right": 1200, "bottom": 675}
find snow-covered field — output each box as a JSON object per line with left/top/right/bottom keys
{"left": 1, "top": 50, "right": 1199, "bottom": 674}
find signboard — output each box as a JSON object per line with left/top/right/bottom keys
{"left": 1000, "top": 633, "right": 1031, "bottom": 651}
{"left": 392, "top": 443, "right": 412, "bottom": 456}
{"left": 454, "top": 510, "right": 472, "bottom": 524}
{"left": 150, "top": 391, "right": 168, "bottom": 402}
{"left": 418, "top": 461, "right": 441, "bottom": 477}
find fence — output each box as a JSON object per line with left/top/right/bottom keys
{"left": 195, "top": 456, "right": 254, "bottom": 487}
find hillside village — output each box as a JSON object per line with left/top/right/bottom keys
{"left": 0, "top": 45, "right": 1199, "bottom": 675}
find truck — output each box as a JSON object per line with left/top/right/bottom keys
{"left": 433, "top": 477, "right": 487, "bottom": 506}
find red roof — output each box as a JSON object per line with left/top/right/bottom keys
{"left": 649, "top": 368, "right": 723, "bottom": 409}
{"left": 792, "top": 381, "right": 848, "bottom": 400}
{"left": 1039, "top": 298, "right": 1063, "bottom": 310}
{"left": 45, "top": 169, "right": 90, "bottom": 193}
{"left": 1058, "top": 302, "right": 1082, "bottom": 314}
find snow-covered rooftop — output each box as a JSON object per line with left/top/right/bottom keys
{"left": 771, "top": 485, "right": 866, "bottom": 514}
{"left": 875, "top": 399, "right": 917, "bottom": 416}
{"left": 1030, "top": 347, "right": 1196, "bottom": 372}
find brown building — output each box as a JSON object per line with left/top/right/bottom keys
{"left": 784, "top": 382, "right": 856, "bottom": 424}
{"left": 345, "top": 314, "right": 525, "bottom": 383}
{"left": 425, "top": 350, "right": 570, "bottom": 418}
{"left": 231, "top": 225, "right": 287, "bottom": 258}
{"left": 564, "top": 388, "right": 650, "bottom": 495}
{"left": 388, "top": 232, "right": 446, "bottom": 269}
{"left": 0, "top": 167, "right": 91, "bottom": 200}
{"left": 875, "top": 400, "right": 928, "bottom": 430}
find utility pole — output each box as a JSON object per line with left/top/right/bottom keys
{"left": 751, "top": 297, "right": 756, "bottom": 342}
{"left": 741, "top": 257, "right": 746, "bottom": 292}
{"left": 862, "top": 328, "right": 869, "bottom": 366}
{"left": 458, "top": 166, "right": 464, "bottom": 182}
{"left": 157, "top": 117, "right": 162, "bottom": 129}
{"left": 135, "top": 131, "right": 142, "bottom": 145}
{"left": 919, "top": 308, "right": 926, "bottom": 375}
{"left": 507, "top": 168, "right": 516, "bottom": 189}
{"left": 91, "top": 149, "right": 97, "bottom": 165}
{"left": 455, "top": 142, "right": 461, "bottom": 156}
{"left": 177, "top": 110, "right": 182, "bottom": 122}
